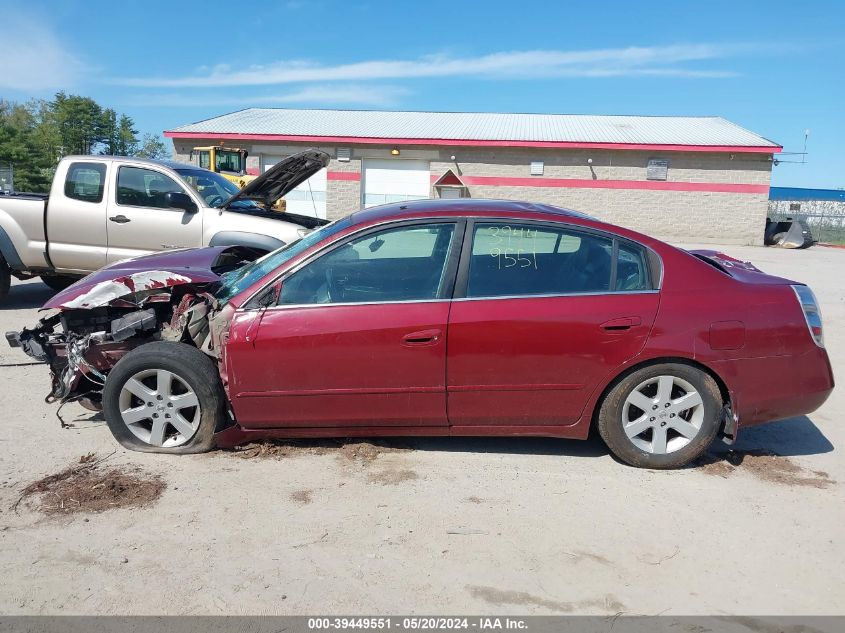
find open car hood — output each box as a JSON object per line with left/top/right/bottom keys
{"left": 41, "top": 246, "right": 251, "bottom": 310}
{"left": 220, "top": 149, "right": 330, "bottom": 209}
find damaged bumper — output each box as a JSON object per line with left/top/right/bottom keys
{"left": 7, "top": 246, "right": 257, "bottom": 407}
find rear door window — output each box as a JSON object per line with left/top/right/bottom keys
{"left": 64, "top": 162, "right": 107, "bottom": 203}
{"left": 467, "top": 223, "right": 613, "bottom": 297}
{"left": 616, "top": 242, "right": 651, "bottom": 291}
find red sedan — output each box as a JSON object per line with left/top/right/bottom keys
{"left": 10, "top": 198, "right": 834, "bottom": 468}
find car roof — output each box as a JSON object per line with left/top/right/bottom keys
{"left": 62, "top": 155, "right": 200, "bottom": 172}
{"left": 348, "top": 198, "right": 597, "bottom": 225}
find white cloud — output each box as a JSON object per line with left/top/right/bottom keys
{"left": 122, "top": 85, "right": 410, "bottom": 108}
{"left": 117, "top": 44, "right": 748, "bottom": 88}
{"left": 0, "top": 15, "right": 88, "bottom": 91}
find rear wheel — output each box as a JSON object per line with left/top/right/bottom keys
{"left": 102, "top": 342, "right": 226, "bottom": 454}
{"left": 597, "top": 363, "right": 722, "bottom": 469}
{"left": 41, "top": 274, "right": 79, "bottom": 292}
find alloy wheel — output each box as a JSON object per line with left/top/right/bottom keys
{"left": 621, "top": 374, "right": 705, "bottom": 454}
{"left": 117, "top": 369, "right": 201, "bottom": 448}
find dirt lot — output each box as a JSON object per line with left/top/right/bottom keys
{"left": 0, "top": 243, "right": 843, "bottom": 615}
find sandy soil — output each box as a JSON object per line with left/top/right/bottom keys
{"left": 0, "top": 243, "right": 843, "bottom": 615}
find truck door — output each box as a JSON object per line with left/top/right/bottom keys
{"left": 46, "top": 160, "right": 111, "bottom": 273}
{"left": 105, "top": 165, "right": 203, "bottom": 264}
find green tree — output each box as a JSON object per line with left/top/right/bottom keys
{"left": 100, "top": 110, "right": 139, "bottom": 156}
{"left": 116, "top": 114, "right": 139, "bottom": 156}
{"left": 0, "top": 100, "right": 55, "bottom": 192}
{"left": 52, "top": 92, "right": 106, "bottom": 155}
{"left": 0, "top": 94, "right": 165, "bottom": 192}
{"left": 135, "top": 133, "right": 169, "bottom": 160}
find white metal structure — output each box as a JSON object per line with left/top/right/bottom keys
{"left": 170, "top": 108, "right": 781, "bottom": 149}
{"left": 362, "top": 159, "right": 430, "bottom": 208}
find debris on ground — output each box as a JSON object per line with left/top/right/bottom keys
{"left": 232, "top": 439, "right": 410, "bottom": 465}
{"left": 447, "top": 527, "right": 489, "bottom": 535}
{"left": 466, "top": 585, "right": 625, "bottom": 614}
{"left": 368, "top": 468, "right": 419, "bottom": 485}
{"left": 695, "top": 450, "right": 835, "bottom": 488}
{"left": 290, "top": 489, "right": 313, "bottom": 505}
{"left": 14, "top": 453, "right": 165, "bottom": 515}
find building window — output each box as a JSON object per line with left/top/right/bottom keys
{"left": 530, "top": 161, "right": 544, "bottom": 176}
{"left": 789, "top": 203, "right": 801, "bottom": 212}
{"left": 646, "top": 158, "right": 669, "bottom": 181}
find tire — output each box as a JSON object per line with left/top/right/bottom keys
{"left": 597, "top": 363, "right": 722, "bottom": 469}
{"left": 41, "top": 274, "right": 79, "bottom": 292}
{"left": 0, "top": 254, "right": 10, "bottom": 302}
{"left": 102, "top": 342, "right": 226, "bottom": 454}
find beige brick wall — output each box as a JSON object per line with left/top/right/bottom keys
{"left": 170, "top": 139, "right": 773, "bottom": 245}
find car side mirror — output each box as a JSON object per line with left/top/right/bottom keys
{"left": 166, "top": 192, "right": 198, "bottom": 214}
{"left": 251, "top": 281, "right": 281, "bottom": 308}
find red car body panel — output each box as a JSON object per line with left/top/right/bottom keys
{"left": 207, "top": 200, "right": 834, "bottom": 447}
{"left": 445, "top": 292, "right": 659, "bottom": 428}
{"left": 226, "top": 302, "right": 450, "bottom": 428}
{"left": 25, "top": 198, "right": 831, "bottom": 448}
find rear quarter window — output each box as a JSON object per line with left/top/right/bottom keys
{"left": 64, "top": 162, "right": 106, "bottom": 203}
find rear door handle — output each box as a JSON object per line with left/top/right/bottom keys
{"left": 601, "top": 316, "right": 642, "bottom": 331}
{"left": 109, "top": 215, "right": 131, "bottom": 224}
{"left": 402, "top": 329, "right": 442, "bottom": 346}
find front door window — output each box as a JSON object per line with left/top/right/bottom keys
{"left": 279, "top": 223, "right": 456, "bottom": 305}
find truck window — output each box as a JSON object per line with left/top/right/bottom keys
{"left": 64, "top": 162, "right": 107, "bottom": 203}
{"left": 116, "top": 166, "right": 186, "bottom": 209}
{"left": 198, "top": 151, "right": 211, "bottom": 170}
{"left": 215, "top": 150, "right": 243, "bottom": 174}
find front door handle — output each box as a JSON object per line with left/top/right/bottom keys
{"left": 601, "top": 316, "right": 643, "bottom": 331}
{"left": 109, "top": 215, "right": 131, "bottom": 224}
{"left": 402, "top": 329, "right": 442, "bottom": 346}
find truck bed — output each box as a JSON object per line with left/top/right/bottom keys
{"left": 0, "top": 194, "right": 49, "bottom": 270}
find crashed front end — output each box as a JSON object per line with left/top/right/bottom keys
{"left": 6, "top": 247, "right": 257, "bottom": 411}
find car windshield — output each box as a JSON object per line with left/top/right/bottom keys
{"left": 174, "top": 168, "right": 259, "bottom": 210}
{"left": 215, "top": 215, "right": 355, "bottom": 306}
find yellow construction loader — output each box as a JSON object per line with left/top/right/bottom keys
{"left": 189, "top": 146, "right": 252, "bottom": 188}
{"left": 190, "top": 146, "right": 285, "bottom": 210}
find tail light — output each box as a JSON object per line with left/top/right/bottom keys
{"left": 792, "top": 285, "right": 824, "bottom": 347}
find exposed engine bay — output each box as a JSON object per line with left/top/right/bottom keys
{"left": 5, "top": 246, "right": 262, "bottom": 411}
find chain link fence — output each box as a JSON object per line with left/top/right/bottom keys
{"left": 769, "top": 200, "right": 845, "bottom": 245}
{"left": 0, "top": 163, "right": 13, "bottom": 194}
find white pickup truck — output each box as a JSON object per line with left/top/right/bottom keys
{"left": 0, "top": 150, "right": 330, "bottom": 301}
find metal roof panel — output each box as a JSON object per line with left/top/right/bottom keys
{"left": 168, "top": 108, "right": 780, "bottom": 149}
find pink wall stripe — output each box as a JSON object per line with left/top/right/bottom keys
{"left": 327, "top": 171, "right": 361, "bottom": 181}
{"left": 432, "top": 173, "right": 769, "bottom": 194}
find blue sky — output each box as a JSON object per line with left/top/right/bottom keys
{"left": 0, "top": 0, "right": 842, "bottom": 188}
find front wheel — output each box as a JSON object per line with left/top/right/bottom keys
{"left": 597, "top": 363, "right": 722, "bottom": 469}
{"left": 102, "top": 342, "right": 226, "bottom": 454}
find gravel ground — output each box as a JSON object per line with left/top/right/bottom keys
{"left": 0, "top": 243, "right": 842, "bottom": 615}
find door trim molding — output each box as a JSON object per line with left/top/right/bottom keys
{"left": 235, "top": 385, "right": 443, "bottom": 398}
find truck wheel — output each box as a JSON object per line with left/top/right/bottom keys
{"left": 597, "top": 363, "right": 722, "bottom": 469}
{"left": 41, "top": 275, "right": 79, "bottom": 292}
{"left": 0, "top": 255, "right": 9, "bottom": 302}
{"left": 102, "top": 342, "right": 226, "bottom": 454}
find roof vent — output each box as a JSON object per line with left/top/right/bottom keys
{"left": 337, "top": 148, "right": 351, "bottom": 162}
